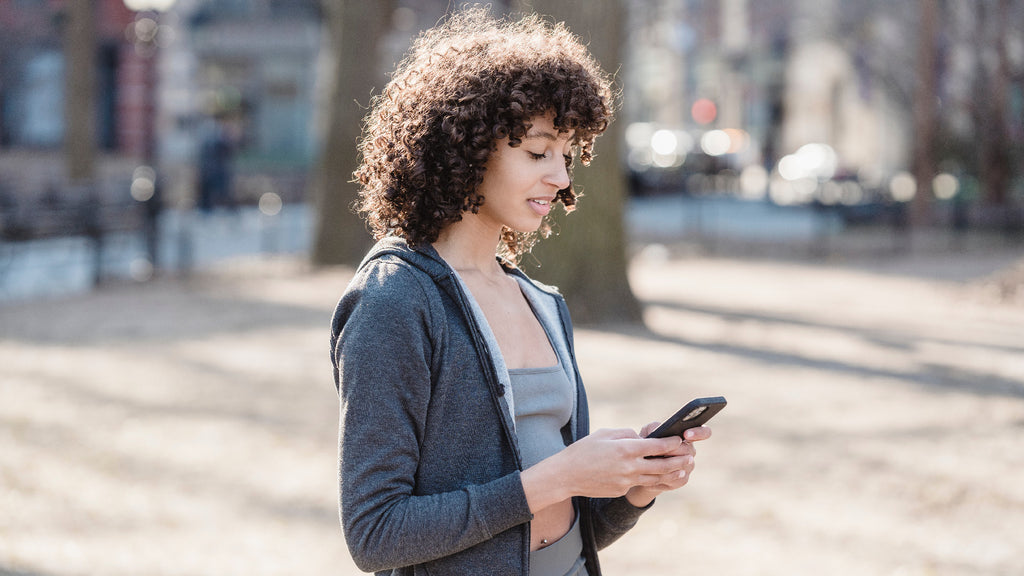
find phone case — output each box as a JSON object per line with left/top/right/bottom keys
{"left": 647, "top": 396, "right": 727, "bottom": 439}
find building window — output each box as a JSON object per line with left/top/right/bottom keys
{"left": 4, "top": 50, "right": 64, "bottom": 148}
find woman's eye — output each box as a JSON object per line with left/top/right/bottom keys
{"left": 528, "top": 151, "right": 548, "bottom": 160}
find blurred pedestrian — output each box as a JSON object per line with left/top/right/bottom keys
{"left": 196, "top": 113, "right": 236, "bottom": 213}
{"left": 330, "top": 9, "right": 712, "bottom": 576}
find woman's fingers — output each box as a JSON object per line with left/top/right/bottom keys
{"left": 639, "top": 421, "right": 661, "bottom": 438}
{"left": 560, "top": 427, "right": 709, "bottom": 499}
{"left": 625, "top": 426, "right": 712, "bottom": 499}
{"left": 647, "top": 455, "right": 696, "bottom": 488}
{"left": 683, "top": 425, "right": 712, "bottom": 442}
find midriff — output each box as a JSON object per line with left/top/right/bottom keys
{"left": 531, "top": 498, "right": 575, "bottom": 551}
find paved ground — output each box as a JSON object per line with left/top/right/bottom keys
{"left": 2, "top": 236, "right": 1023, "bottom": 576}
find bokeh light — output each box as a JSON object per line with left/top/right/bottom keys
{"left": 700, "top": 130, "right": 731, "bottom": 156}
{"left": 739, "top": 165, "right": 768, "bottom": 200}
{"left": 778, "top": 143, "right": 838, "bottom": 181}
{"left": 130, "top": 165, "right": 156, "bottom": 202}
{"left": 840, "top": 181, "right": 865, "bottom": 205}
{"left": 721, "top": 128, "right": 749, "bottom": 154}
{"left": 122, "top": 0, "right": 177, "bottom": 10}
{"left": 129, "top": 258, "right": 154, "bottom": 282}
{"left": 650, "top": 129, "right": 678, "bottom": 155}
{"left": 933, "top": 172, "right": 959, "bottom": 200}
{"left": 890, "top": 172, "right": 917, "bottom": 202}
{"left": 769, "top": 177, "right": 797, "bottom": 206}
{"left": 625, "top": 122, "right": 654, "bottom": 150}
{"left": 690, "top": 98, "right": 717, "bottom": 125}
{"left": 819, "top": 180, "right": 842, "bottom": 205}
{"left": 259, "top": 192, "right": 283, "bottom": 216}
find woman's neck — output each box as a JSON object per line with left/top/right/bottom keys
{"left": 433, "top": 217, "right": 504, "bottom": 278}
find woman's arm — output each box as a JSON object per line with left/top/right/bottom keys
{"left": 334, "top": 262, "right": 532, "bottom": 572}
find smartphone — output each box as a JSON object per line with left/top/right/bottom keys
{"left": 647, "top": 396, "right": 727, "bottom": 439}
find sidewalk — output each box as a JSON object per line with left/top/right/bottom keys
{"left": 1, "top": 246, "right": 1023, "bottom": 575}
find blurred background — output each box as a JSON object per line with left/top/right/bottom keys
{"left": 1, "top": 1, "right": 1023, "bottom": 575}
{"left": 1, "top": 0, "right": 1022, "bottom": 301}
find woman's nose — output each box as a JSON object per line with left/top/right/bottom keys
{"left": 545, "top": 159, "right": 571, "bottom": 189}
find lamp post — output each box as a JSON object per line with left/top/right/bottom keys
{"left": 123, "top": 0, "right": 177, "bottom": 12}
{"left": 123, "top": 0, "right": 176, "bottom": 277}
{"left": 122, "top": 0, "right": 176, "bottom": 160}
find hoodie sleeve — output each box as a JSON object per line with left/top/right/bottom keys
{"left": 331, "top": 259, "right": 532, "bottom": 572}
{"left": 588, "top": 496, "right": 654, "bottom": 550}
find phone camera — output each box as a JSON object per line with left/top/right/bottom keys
{"left": 682, "top": 406, "right": 707, "bottom": 421}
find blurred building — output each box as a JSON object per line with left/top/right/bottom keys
{"left": 624, "top": 0, "right": 912, "bottom": 206}
{"left": 0, "top": 0, "right": 150, "bottom": 206}
{"left": 4, "top": 1, "right": 1019, "bottom": 223}
{"left": 0, "top": 0, "right": 322, "bottom": 215}
{"left": 156, "top": 0, "right": 321, "bottom": 207}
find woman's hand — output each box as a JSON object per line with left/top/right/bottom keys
{"left": 521, "top": 427, "right": 697, "bottom": 513}
{"left": 623, "top": 423, "right": 712, "bottom": 508}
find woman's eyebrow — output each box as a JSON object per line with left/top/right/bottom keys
{"left": 525, "top": 129, "right": 574, "bottom": 142}
{"left": 524, "top": 129, "right": 558, "bottom": 141}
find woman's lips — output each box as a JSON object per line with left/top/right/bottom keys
{"left": 528, "top": 198, "right": 552, "bottom": 216}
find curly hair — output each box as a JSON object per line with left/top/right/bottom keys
{"left": 353, "top": 8, "right": 614, "bottom": 263}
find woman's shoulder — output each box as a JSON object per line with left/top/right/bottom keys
{"left": 346, "top": 253, "right": 440, "bottom": 307}
{"left": 332, "top": 255, "right": 444, "bottom": 348}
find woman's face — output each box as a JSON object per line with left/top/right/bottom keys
{"left": 473, "top": 114, "right": 573, "bottom": 234}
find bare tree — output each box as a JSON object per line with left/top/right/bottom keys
{"left": 911, "top": 0, "right": 938, "bottom": 226}
{"left": 310, "top": 0, "right": 391, "bottom": 265}
{"left": 841, "top": 0, "right": 1024, "bottom": 229}
{"left": 65, "top": 0, "right": 96, "bottom": 184}
{"left": 513, "top": 0, "right": 642, "bottom": 324}
{"left": 976, "top": 0, "right": 1013, "bottom": 207}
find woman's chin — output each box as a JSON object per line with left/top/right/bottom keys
{"left": 507, "top": 220, "right": 544, "bottom": 234}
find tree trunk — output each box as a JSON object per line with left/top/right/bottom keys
{"left": 990, "top": 0, "right": 1021, "bottom": 238}
{"left": 513, "top": 0, "right": 642, "bottom": 325}
{"left": 310, "top": 0, "right": 390, "bottom": 265}
{"left": 911, "top": 0, "right": 937, "bottom": 227}
{"left": 65, "top": 0, "right": 97, "bottom": 184}
{"left": 985, "top": 0, "right": 1012, "bottom": 207}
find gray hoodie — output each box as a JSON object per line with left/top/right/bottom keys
{"left": 331, "top": 237, "right": 649, "bottom": 575}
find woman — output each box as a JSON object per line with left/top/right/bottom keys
{"left": 331, "top": 9, "right": 711, "bottom": 576}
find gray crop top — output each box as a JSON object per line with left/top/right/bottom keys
{"left": 508, "top": 361, "right": 574, "bottom": 469}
